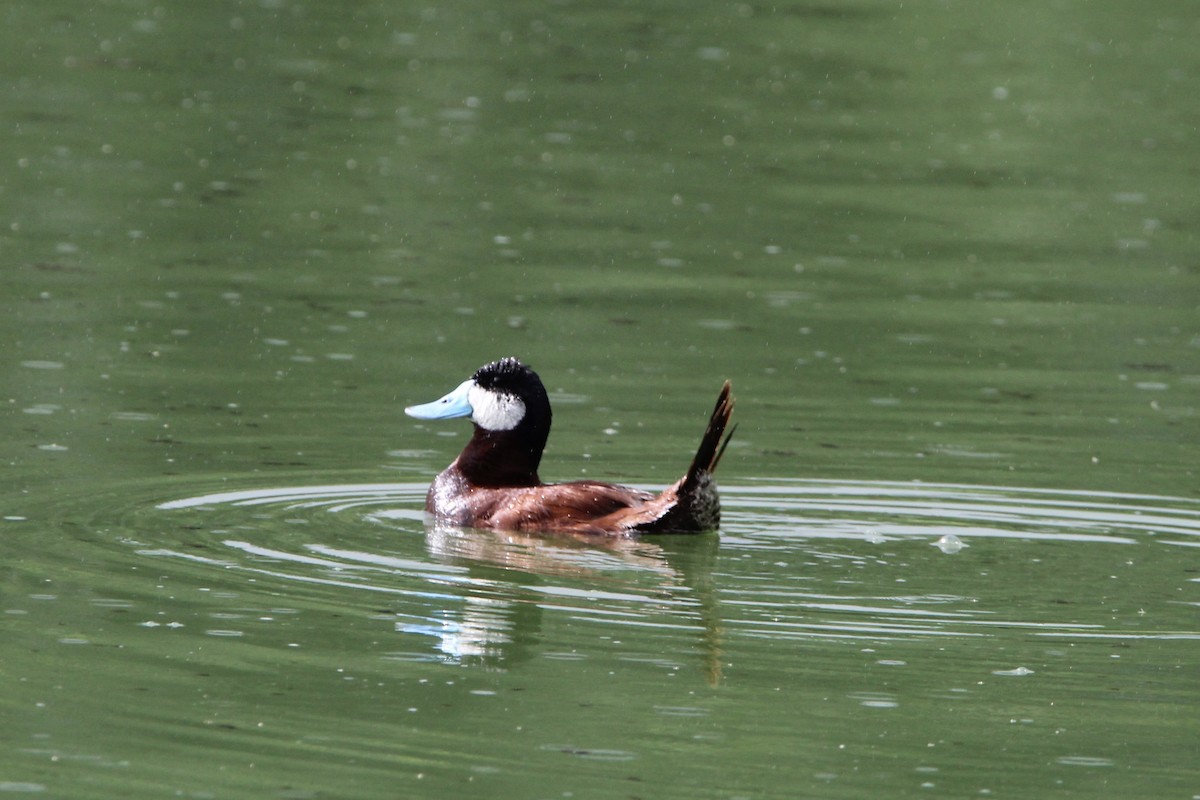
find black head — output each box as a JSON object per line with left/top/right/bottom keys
{"left": 461, "top": 357, "right": 547, "bottom": 432}
{"left": 462, "top": 357, "right": 551, "bottom": 485}
{"left": 472, "top": 357, "right": 540, "bottom": 397}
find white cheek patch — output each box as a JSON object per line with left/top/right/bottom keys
{"left": 467, "top": 384, "right": 526, "bottom": 431}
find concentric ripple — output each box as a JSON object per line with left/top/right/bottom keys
{"left": 723, "top": 479, "right": 1200, "bottom": 546}
{"left": 142, "top": 479, "right": 1200, "bottom": 665}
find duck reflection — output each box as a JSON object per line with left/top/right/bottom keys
{"left": 396, "top": 591, "right": 531, "bottom": 665}
{"left": 424, "top": 522, "right": 680, "bottom": 578}
{"left": 395, "top": 523, "right": 723, "bottom": 683}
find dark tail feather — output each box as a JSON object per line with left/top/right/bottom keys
{"left": 683, "top": 381, "right": 735, "bottom": 490}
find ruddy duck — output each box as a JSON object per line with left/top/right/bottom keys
{"left": 405, "top": 357, "right": 735, "bottom": 535}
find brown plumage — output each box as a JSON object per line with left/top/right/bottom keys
{"left": 405, "top": 358, "right": 734, "bottom": 536}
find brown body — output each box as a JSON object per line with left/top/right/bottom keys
{"left": 425, "top": 381, "right": 734, "bottom": 536}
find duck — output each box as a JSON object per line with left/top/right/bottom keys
{"left": 404, "top": 357, "right": 735, "bottom": 536}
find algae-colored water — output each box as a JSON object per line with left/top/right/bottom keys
{"left": 2, "top": 2, "right": 1197, "bottom": 798}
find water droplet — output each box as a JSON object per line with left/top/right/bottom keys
{"left": 933, "top": 533, "right": 966, "bottom": 554}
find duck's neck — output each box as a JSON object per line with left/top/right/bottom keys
{"left": 454, "top": 425, "right": 546, "bottom": 487}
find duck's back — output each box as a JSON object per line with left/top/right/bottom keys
{"left": 429, "top": 471, "right": 657, "bottom": 534}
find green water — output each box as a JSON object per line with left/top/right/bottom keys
{"left": 3, "top": 1, "right": 1198, "bottom": 798}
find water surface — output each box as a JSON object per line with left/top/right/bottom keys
{"left": 2, "top": 1, "right": 1198, "bottom": 798}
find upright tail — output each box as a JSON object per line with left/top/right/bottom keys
{"left": 631, "top": 381, "right": 735, "bottom": 534}
{"left": 683, "top": 380, "right": 736, "bottom": 492}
